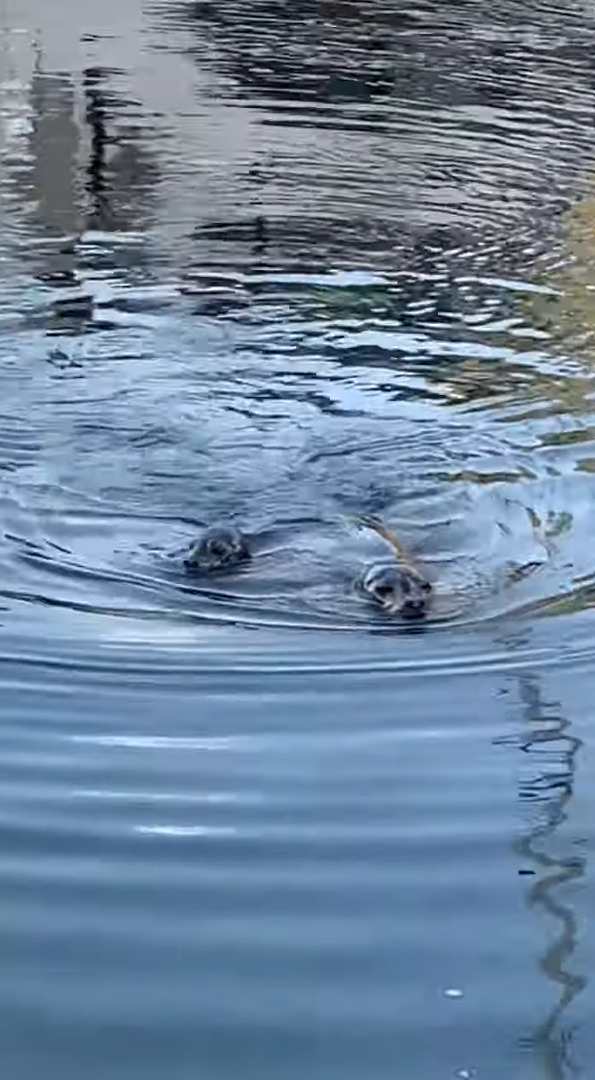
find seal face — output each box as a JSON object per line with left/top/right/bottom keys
{"left": 362, "top": 561, "right": 432, "bottom": 619}
{"left": 184, "top": 526, "right": 250, "bottom": 571}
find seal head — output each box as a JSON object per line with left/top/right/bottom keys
{"left": 184, "top": 526, "right": 250, "bottom": 571}
{"left": 362, "top": 561, "right": 431, "bottom": 619}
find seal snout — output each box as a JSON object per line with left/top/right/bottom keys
{"left": 400, "top": 595, "right": 427, "bottom": 619}
{"left": 185, "top": 525, "right": 250, "bottom": 571}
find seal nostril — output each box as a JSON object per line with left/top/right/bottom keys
{"left": 402, "top": 597, "right": 426, "bottom": 618}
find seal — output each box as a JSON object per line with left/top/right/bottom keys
{"left": 357, "top": 514, "right": 432, "bottom": 619}
{"left": 184, "top": 525, "right": 250, "bottom": 571}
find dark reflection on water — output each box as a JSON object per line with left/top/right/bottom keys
{"left": 1, "top": 0, "right": 595, "bottom": 1076}
{"left": 499, "top": 674, "right": 587, "bottom": 1079}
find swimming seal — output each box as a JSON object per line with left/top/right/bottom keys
{"left": 184, "top": 525, "right": 250, "bottom": 571}
{"left": 357, "top": 514, "right": 432, "bottom": 619}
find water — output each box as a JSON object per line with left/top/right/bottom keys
{"left": 0, "top": 0, "right": 594, "bottom": 1076}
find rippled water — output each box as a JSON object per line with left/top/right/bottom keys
{"left": 1, "top": 0, "right": 595, "bottom": 1076}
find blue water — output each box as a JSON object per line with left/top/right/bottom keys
{"left": 1, "top": 0, "right": 595, "bottom": 1076}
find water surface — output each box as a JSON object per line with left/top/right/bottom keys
{"left": 0, "top": 1, "right": 595, "bottom": 1077}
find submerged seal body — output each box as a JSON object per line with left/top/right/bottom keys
{"left": 184, "top": 525, "right": 250, "bottom": 571}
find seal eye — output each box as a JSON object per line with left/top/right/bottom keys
{"left": 421, "top": 580, "right": 432, "bottom": 593}
{"left": 374, "top": 584, "right": 393, "bottom": 599}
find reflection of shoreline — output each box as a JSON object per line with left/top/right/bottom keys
{"left": 514, "top": 675, "right": 586, "bottom": 1080}
{"left": 4, "top": 42, "right": 159, "bottom": 241}
{"left": 0, "top": 42, "right": 161, "bottom": 302}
